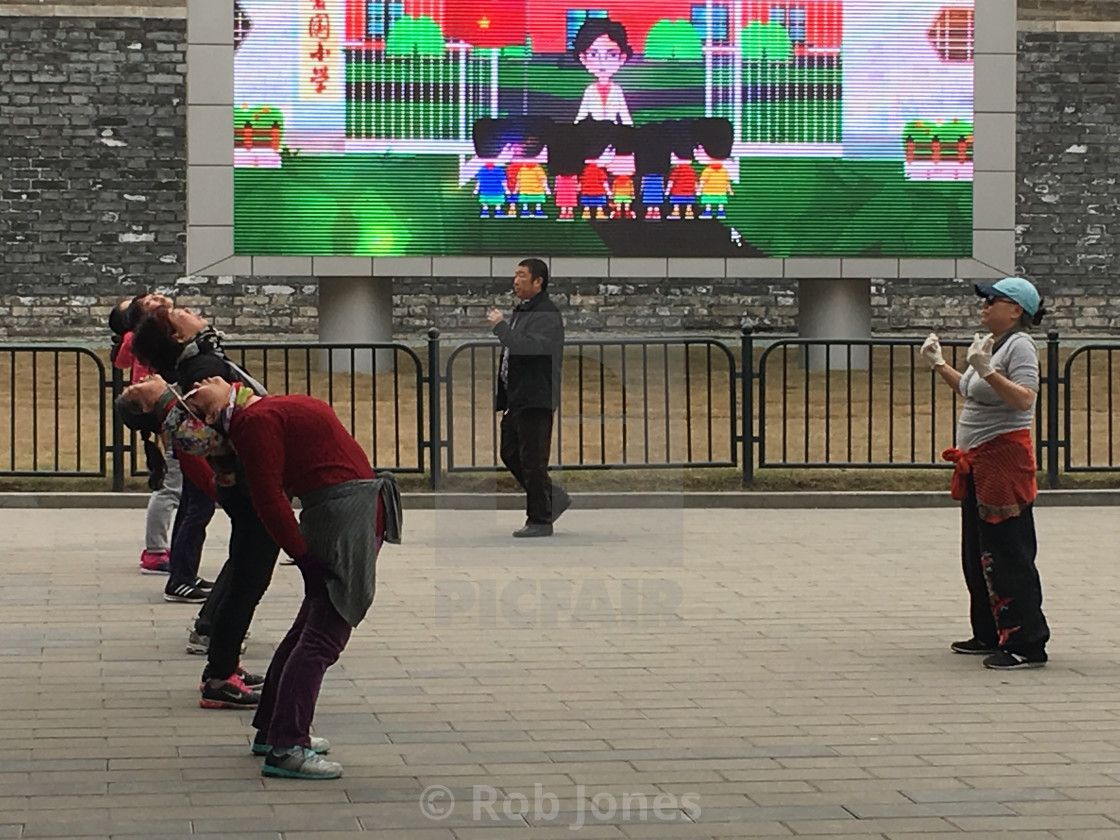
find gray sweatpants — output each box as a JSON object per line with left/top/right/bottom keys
{"left": 145, "top": 452, "right": 182, "bottom": 552}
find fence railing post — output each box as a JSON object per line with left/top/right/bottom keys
{"left": 740, "top": 325, "right": 754, "bottom": 486}
{"left": 110, "top": 365, "right": 125, "bottom": 492}
{"left": 1046, "top": 329, "right": 1060, "bottom": 489}
{"left": 427, "top": 327, "right": 442, "bottom": 490}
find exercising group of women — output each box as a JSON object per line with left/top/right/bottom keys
{"left": 106, "top": 273, "right": 1050, "bottom": 781}
{"left": 113, "top": 292, "right": 400, "bottom": 781}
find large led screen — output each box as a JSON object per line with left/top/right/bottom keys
{"left": 233, "top": 0, "right": 975, "bottom": 257}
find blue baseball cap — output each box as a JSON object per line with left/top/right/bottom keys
{"left": 974, "top": 277, "right": 1041, "bottom": 316}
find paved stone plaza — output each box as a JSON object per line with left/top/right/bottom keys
{"left": 1, "top": 504, "right": 1119, "bottom": 839}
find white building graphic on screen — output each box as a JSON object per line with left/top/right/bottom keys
{"left": 842, "top": 0, "right": 974, "bottom": 180}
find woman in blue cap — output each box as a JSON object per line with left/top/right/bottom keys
{"left": 920, "top": 277, "right": 1050, "bottom": 670}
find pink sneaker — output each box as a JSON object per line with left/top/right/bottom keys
{"left": 139, "top": 550, "right": 171, "bottom": 575}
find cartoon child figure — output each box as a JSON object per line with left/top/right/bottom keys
{"left": 573, "top": 17, "right": 634, "bottom": 126}
{"left": 577, "top": 121, "right": 614, "bottom": 220}
{"left": 475, "top": 162, "right": 508, "bottom": 219}
{"left": 698, "top": 161, "right": 733, "bottom": 219}
{"left": 515, "top": 158, "right": 551, "bottom": 219}
{"left": 665, "top": 123, "right": 697, "bottom": 220}
{"left": 635, "top": 122, "right": 673, "bottom": 221}
{"left": 694, "top": 118, "right": 735, "bottom": 220}
{"left": 610, "top": 165, "right": 636, "bottom": 219}
{"left": 579, "top": 159, "right": 611, "bottom": 220}
{"left": 607, "top": 126, "right": 637, "bottom": 219}
{"left": 505, "top": 160, "right": 522, "bottom": 219}
{"left": 468, "top": 119, "right": 511, "bottom": 219}
{"left": 496, "top": 119, "right": 549, "bottom": 218}
{"left": 548, "top": 122, "right": 583, "bottom": 222}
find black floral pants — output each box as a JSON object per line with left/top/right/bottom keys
{"left": 960, "top": 474, "right": 1050, "bottom": 656}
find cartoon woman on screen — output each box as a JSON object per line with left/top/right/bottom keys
{"left": 573, "top": 18, "right": 634, "bottom": 126}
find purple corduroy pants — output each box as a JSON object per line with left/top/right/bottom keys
{"left": 251, "top": 587, "right": 352, "bottom": 749}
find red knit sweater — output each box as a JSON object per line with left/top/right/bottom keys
{"left": 229, "top": 395, "right": 374, "bottom": 557}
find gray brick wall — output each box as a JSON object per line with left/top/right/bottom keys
{"left": 392, "top": 275, "right": 799, "bottom": 334}
{"left": 1015, "top": 31, "right": 1120, "bottom": 332}
{"left": 0, "top": 16, "right": 1117, "bottom": 339}
{"left": 1019, "top": 0, "right": 1120, "bottom": 19}
{"left": 0, "top": 16, "right": 189, "bottom": 335}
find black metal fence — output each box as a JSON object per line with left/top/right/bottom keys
{"left": 0, "top": 346, "right": 107, "bottom": 478}
{"left": 0, "top": 329, "right": 1111, "bottom": 490}
{"left": 442, "top": 338, "right": 739, "bottom": 489}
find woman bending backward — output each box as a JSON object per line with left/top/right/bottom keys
{"left": 176, "top": 376, "right": 401, "bottom": 780}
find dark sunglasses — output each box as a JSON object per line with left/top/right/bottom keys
{"left": 982, "top": 295, "right": 1016, "bottom": 307}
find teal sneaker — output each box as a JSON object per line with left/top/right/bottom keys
{"left": 261, "top": 746, "right": 343, "bottom": 780}
{"left": 252, "top": 733, "right": 330, "bottom": 756}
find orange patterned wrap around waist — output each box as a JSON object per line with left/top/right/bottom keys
{"left": 942, "top": 428, "right": 1037, "bottom": 523}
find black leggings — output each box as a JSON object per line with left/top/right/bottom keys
{"left": 194, "top": 554, "right": 231, "bottom": 638}
{"left": 205, "top": 479, "right": 280, "bottom": 679}
{"left": 960, "top": 475, "right": 1050, "bottom": 656}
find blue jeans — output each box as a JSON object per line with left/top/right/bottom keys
{"left": 167, "top": 474, "right": 215, "bottom": 588}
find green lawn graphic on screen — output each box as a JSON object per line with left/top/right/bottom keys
{"left": 233, "top": 0, "right": 974, "bottom": 257}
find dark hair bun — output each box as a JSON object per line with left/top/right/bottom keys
{"left": 114, "top": 398, "right": 168, "bottom": 490}
{"left": 142, "top": 436, "right": 167, "bottom": 491}
{"left": 108, "top": 305, "right": 130, "bottom": 336}
{"left": 1032, "top": 297, "right": 1047, "bottom": 327}
{"left": 117, "top": 398, "right": 163, "bottom": 436}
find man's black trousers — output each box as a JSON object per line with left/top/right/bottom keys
{"left": 500, "top": 407, "right": 569, "bottom": 525}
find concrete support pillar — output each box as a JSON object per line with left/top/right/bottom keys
{"left": 798, "top": 278, "right": 872, "bottom": 370}
{"left": 317, "top": 276, "right": 394, "bottom": 373}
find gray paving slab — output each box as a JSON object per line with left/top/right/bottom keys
{"left": 2, "top": 506, "right": 1120, "bottom": 838}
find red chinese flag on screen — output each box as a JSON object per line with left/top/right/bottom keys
{"left": 445, "top": 0, "right": 526, "bottom": 48}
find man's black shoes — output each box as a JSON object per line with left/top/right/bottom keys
{"left": 552, "top": 494, "right": 572, "bottom": 524}
{"left": 513, "top": 522, "right": 554, "bottom": 538}
{"left": 512, "top": 496, "right": 571, "bottom": 537}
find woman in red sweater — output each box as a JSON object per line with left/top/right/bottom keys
{"left": 173, "top": 375, "right": 400, "bottom": 780}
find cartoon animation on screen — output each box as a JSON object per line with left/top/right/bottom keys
{"left": 463, "top": 112, "right": 739, "bottom": 228}
{"left": 231, "top": 0, "right": 978, "bottom": 258}
{"left": 900, "top": 5, "right": 975, "bottom": 183}
{"left": 456, "top": 14, "right": 743, "bottom": 237}
{"left": 903, "top": 118, "right": 973, "bottom": 182}
{"left": 235, "top": 104, "right": 285, "bottom": 169}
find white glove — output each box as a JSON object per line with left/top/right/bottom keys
{"left": 920, "top": 333, "right": 945, "bottom": 368}
{"left": 967, "top": 332, "right": 996, "bottom": 379}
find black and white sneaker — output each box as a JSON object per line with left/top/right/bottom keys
{"left": 201, "top": 664, "right": 265, "bottom": 690}
{"left": 239, "top": 667, "right": 265, "bottom": 689}
{"left": 194, "top": 577, "right": 214, "bottom": 592}
{"left": 983, "top": 650, "right": 1048, "bottom": 670}
{"left": 186, "top": 628, "right": 210, "bottom": 655}
{"left": 199, "top": 673, "right": 260, "bottom": 709}
{"left": 164, "top": 582, "right": 209, "bottom": 603}
{"left": 186, "top": 626, "right": 248, "bottom": 655}
{"left": 950, "top": 638, "right": 999, "bottom": 655}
